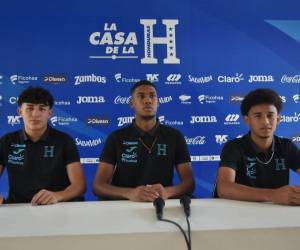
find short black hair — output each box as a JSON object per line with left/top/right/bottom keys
{"left": 18, "top": 86, "right": 54, "bottom": 108}
{"left": 241, "top": 88, "right": 282, "bottom": 116}
{"left": 130, "top": 80, "right": 157, "bottom": 95}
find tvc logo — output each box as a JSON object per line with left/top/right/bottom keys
{"left": 215, "top": 135, "right": 228, "bottom": 145}
{"left": 146, "top": 74, "right": 159, "bottom": 82}
{"left": 7, "top": 116, "right": 21, "bottom": 126}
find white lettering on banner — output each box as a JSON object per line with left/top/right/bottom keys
{"left": 191, "top": 155, "right": 220, "bottom": 162}
{"left": 159, "top": 96, "right": 172, "bottom": 104}
{"left": 74, "top": 74, "right": 106, "bottom": 85}
{"left": 158, "top": 116, "right": 184, "bottom": 126}
{"left": 89, "top": 22, "right": 138, "bottom": 59}
{"left": 7, "top": 116, "right": 21, "bottom": 126}
{"left": 248, "top": 75, "right": 274, "bottom": 83}
{"left": 280, "top": 113, "right": 300, "bottom": 123}
{"left": 140, "top": 19, "right": 180, "bottom": 64}
{"left": 76, "top": 96, "right": 105, "bottom": 104}
{"left": 281, "top": 74, "right": 300, "bottom": 83}
{"left": 190, "top": 116, "right": 217, "bottom": 124}
{"left": 215, "top": 135, "right": 228, "bottom": 145}
{"left": 188, "top": 75, "right": 213, "bottom": 83}
{"left": 146, "top": 74, "right": 159, "bottom": 82}
{"left": 117, "top": 116, "right": 135, "bottom": 127}
{"left": 114, "top": 73, "right": 140, "bottom": 83}
{"left": 185, "top": 136, "right": 206, "bottom": 145}
{"left": 114, "top": 96, "right": 131, "bottom": 104}
{"left": 218, "top": 73, "right": 243, "bottom": 83}
{"left": 76, "top": 138, "right": 102, "bottom": 147}
{"left": 80, "top": 158, "right": 99, "bottom": 164}
{"left": 293, "top": 94, "right": 300, "bottom": 103}
{"left": 10, "top": 75, "right": 38, "bottom": 84}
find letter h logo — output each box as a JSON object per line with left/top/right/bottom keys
{"left": 140, "top": 19, "right": 180, "bottom": 64}
{"left": 44, "top": 146, "right": 55, "bottom": 158}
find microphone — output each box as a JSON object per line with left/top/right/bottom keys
{"left": 153, "top": 197, "right": 165, "bottom": 220}
{"left": 180, "top": 196, "right": 191, "bottom": 217}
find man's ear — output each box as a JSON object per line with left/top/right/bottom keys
{"left": 244, "top": 115, "right": 249, "bottom": 125}
{"left": 129, "top": 97, "right": 134, "bottom": 108}
{"left": 17, "top": 107, "right": 22, "bottom": 116}
{"left": 277, "top": 114, "right": 281, "bottom": 125}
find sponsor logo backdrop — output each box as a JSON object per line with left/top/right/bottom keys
{"left": 1, "top": 0, "right": 300, "bottom": 200}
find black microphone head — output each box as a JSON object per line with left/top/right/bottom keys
{"left": 153, "top": 197, "right": 165, "bottom": 220}
{"left": 153, "top": 197, "right": 165, "bottom": 208}
{"left": 180, "top": 196, "right": 191, "bottom": 206}
{"left": 180, "top": 196, "right": 191, "bottom": 217}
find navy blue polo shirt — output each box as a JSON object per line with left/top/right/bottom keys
{"left": 0, "top": 126, "right": 80, "bottom": 203}
{"left": 218, "top": 133, "right": 300, "bottom": 189}
{"left": 100, "top": 121, "right": 191, "bottom": 189}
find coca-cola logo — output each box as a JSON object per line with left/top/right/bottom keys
{"left": 281, "top": 75, "right": 300, "bottom": 83}
{"left": 184, "top": 136, "right": 206, "bottom": 145}
{"left": 114, "top": 96, "right": 131, "bottom": 104}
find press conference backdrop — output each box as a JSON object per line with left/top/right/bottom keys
{"left": 1, "top": 0, "right": 300, "bottom": 200}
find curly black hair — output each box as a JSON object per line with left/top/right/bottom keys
{"left": 241, "top": 88, "right": 282, "bottom": 116}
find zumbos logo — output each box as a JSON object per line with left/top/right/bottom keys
{"left": 74, "top": 74, "right": 106, "bottom": 85}
{"left": 117, "top": 116, "right": 135, "bottom": 127}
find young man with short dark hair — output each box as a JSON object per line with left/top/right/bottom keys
{"left": 93, "top": 80, "right": 195, "bottom": 201}
{"left": 216, "top": 88, "right": 300, "bottom": 205}
{"left": 0, "top": 87, "right": 86, "bottom": 205}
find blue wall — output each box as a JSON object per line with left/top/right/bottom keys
{"left": 1, "top": 0, "right": 300, "bottom": 200}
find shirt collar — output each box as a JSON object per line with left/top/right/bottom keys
{"left": 133, "top": 119, "right": 160, "bottom": 137}
{"left": 20, "top": 126, "right": 50, "bottom": 142}
{"left": 246, "top": 132, "right": 275, "bottom": 155}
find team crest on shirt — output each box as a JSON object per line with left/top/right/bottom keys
{"left": 8, "top": 144, "right": 26, "bottom": 166}
{"left": 43, "top": 146, "right": 55, "bottom": 158}
{"left": 246, "top": 157, "right": 256, "bottom": 179}
{"left": 121, "top": 140, "right": 138, "bottom": 163}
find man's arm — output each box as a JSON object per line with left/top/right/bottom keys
{"left": 93, "top": 162, "right": 159, "bottom": 202}
{"left": 152, "top": 162, "right": 195, "bottom": 199}
{"left": 217, "top": 166, "right": 300, "bottom": 205}
{"left": 31, "top": 162, "right": 86, "bottom": 205}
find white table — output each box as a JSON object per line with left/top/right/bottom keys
{"left": 1, "top": 199, "right": 300, "bottom": 250}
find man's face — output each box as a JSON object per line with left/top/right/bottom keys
{"left": 18, "top": 103, "right": 52, "bottom": 132}
{"left": 244, "top": 103, "right": 280, "bottom": 140}
{"left": 130, "top": 85, "right": 159, "bottom": 120}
